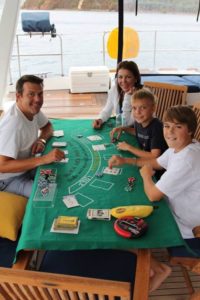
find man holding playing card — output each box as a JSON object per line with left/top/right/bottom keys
{"left": 0, "top": 75, "right": 65, "bottom": 198}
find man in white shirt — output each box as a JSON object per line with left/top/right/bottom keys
{"left": 0, "top": 75, "right": 65, "bottom": 197}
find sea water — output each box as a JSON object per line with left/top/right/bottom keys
{"left": 8, "top": 10, "right": 200, "bottom": 80}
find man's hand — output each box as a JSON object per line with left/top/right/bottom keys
{"left": 93, "top": 119, "right": 103, "bottom": 129}
{"left": 108, "top": 155, "right": 125, "bottom": 169}
{"left": 31, "top": 139, "right": 45, "bottom": 155}
{"left": 42, "top": 149, "right": 65, "bottom": 164}
{"left": 140, "top": 164, "right": 155, "bottom": 179}
{"left": 117, "top": 141, "right": 131, "bottom": 151}
{"left": 110, "top": 127, "right": 123, "bottom": 140}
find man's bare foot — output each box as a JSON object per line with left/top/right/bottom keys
{"left": 149, "top": 257, "right": 172, "bottom": 293}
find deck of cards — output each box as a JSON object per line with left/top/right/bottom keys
{"left": 53, "top": 216, "right": 79, "bottom": 229}
{"left": 87, "top": 209, "right": 111, "bottom": 221}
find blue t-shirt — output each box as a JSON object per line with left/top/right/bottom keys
{"left": 134, "top": 118, "right": 167, "bottom": 154}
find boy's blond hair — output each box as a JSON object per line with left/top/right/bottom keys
{"left": 132, "top": 88, "right": 156, "bottom": 106}
{"left": 163, "top": 105, "right": 197, "bottom": 138}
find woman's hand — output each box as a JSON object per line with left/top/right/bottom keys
{"left": 126, "top": 86, "right": 136, "bottom": 95}
{"left": 93, "top": 119, "right": 103, "bottom": 129}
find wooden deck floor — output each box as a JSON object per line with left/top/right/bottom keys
{"left": 7, "top": 89, "right": 200, "bottom": 299}
{"left": 42, "top": 90, "right": 107, "bottom": 119}
{"left": 150, "top": 249, "right": 200, "bottom": 300}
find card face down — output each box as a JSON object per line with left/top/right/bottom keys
{"left": 52, "top": 142, "right": 67, "bottom": 147}
{"left": 87, "top": 209, "right": 111, "bottom": 220}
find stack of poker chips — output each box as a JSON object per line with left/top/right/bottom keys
{"left": 124, "top": 177, "right": 136, "bottom": 192}
{"left": 38, "top": 168, "right": 57, "bottom": 196}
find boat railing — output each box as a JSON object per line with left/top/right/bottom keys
{"left": 9, "top": 32, "right": 64, "bottom": 84}
{"left": 103, "top": 29, "right": 200, "bottom": 71}
{"left": 9, "top": 29, "right": 200, "bottom": 84}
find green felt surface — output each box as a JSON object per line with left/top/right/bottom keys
{"left": 16, "top": 118, "right": 184, "bottom": 254}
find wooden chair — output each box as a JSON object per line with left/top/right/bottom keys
{"left": 192, "top": 103, "right": 200, "bottom": 141}
{"left": 143, "top": 81, "right": 188, "bottom": 121}
{"left": 0, "top": 249, "right": 150, "bottom": 300}
{"left": 169, "top": 226, "right": 200, "bottom": 296}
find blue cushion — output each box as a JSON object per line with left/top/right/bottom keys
{"left": 168, "top": 238, "right": 200, "bottom": 258}
{"left": 142, "top": 75, "right": 200, "bottom": 93}
{"left": 21, "top": 12, "right": 52, "bottom": 33}
{"left": 182, "top": 76, "right": 200, "bottom": 88}
{"left": 40, "top": 249, "right": 136, "bottom": 282}
{"left": 0, "top": 237, "right": 18, "bottom": 267}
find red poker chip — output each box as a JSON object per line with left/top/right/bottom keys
{"left": 128, "top": 177, "right": 136, "bottom": 183}
{"left": 114, "top": 216, "right": 148, "bottom": 239}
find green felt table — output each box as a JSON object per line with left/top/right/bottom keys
{"left": 16, "top": 118, "right": 184, "bottom": 254}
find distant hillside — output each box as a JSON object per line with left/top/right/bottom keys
{"left": 22, "top": 0, "right": 198, "bottom": 14}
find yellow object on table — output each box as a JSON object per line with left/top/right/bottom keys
{"left": 54, "top": 216, "right": 78, "bottom": 230}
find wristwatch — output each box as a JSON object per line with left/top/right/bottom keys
{"left": 38, "top": 138, "right": 46, "bottom": 145}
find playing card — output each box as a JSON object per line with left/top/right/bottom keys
{"left": 52, "top": 142, "right": 67, "bottom": 147}
{"left": 87, "top": 135, "right": 102, "bottom": 141}
{"left": 87, "top": 209, "right": 110, "bottom": 220}
{"left": 58, "top": 158, "right": 69, "bottom": 163}
{"left": 92, "top": 144, "right": 106, "bottom": 151}
{"left": 53, "top": 130, "right": 64, "bottom": 137}
{"left": 103, "top": 167, "right": 120, "bottom": 175}
{"left": 63, "top": 195, "right": 79, "bottom": 208}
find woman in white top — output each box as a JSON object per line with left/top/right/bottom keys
{"left": 93, "top": 60, "right": 142, "bottom": 129}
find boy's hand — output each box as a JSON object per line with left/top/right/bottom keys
{"left": 108, "top": 155, "right": 125, "bottom": 168}
{"left": 110, "top": 127, "right": 123, "bottom": 140}
{"left": 117, "top": 141, "right": 130, "bottom": 151}
{"left": 140, "top": 164, "right": 155, "bottom": 179}
{"left": 93, "top": 119, "right": 103, "bottom": 129}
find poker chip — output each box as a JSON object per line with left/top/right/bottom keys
{"left": 128, "top": 177, "right": 136, "bottom": 184}
{"left": 111, "top": 138, "right": 117, "bottom": 143}
{"left": 124, "top": 177, "right": 136, "bottom": 191}
{"left": 124, "top": 185, "right": 133, "bottom": 192}
{"left": 114, "top": 216, "right": 148, "bottom": 239}
{"left": 95, "top": 172, "right": 103, "bottom": 178}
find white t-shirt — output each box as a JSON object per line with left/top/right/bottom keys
{"left": 98, "top": 84, "right": 134, "bottom": 125}
{"left": 0, "top": 103, "right": 48, "bottom": 180}
{"left": 156, "top": 142, "right": 200, "bottom": 238}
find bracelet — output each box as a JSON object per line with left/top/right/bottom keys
{"left": 38, "top": 138, "right": 46, "bottom": 145}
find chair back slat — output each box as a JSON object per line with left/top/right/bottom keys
{"left": 192, "top": 104, "right": 200, "bottom": 142}
{"left": 143, "top": 81, "right": 188, "bottom": 121}
{"left": 0, "top": 268, "right": 131, "bottom": 300}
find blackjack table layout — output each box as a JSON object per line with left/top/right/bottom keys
{"left": 16, "top": 118, "right": 184, "bottom": 255}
